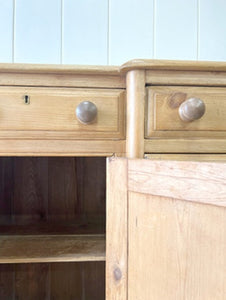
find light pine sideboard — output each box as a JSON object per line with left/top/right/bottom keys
{"left": 0, "top": 60, "right": 225, "bottom": 299}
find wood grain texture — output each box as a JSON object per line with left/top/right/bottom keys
{"left": 121, "top": 58, "right": 226, "bottom": 72}
{"left": 0, "top": 264, "right": 14, "bottom": 300}
{"left": 83, "top": 261, "right": 105, "bottom": 300}
{"left": 0, "top": 72, "right": 125, "bottom": 88}
{"left": 126, "top": 70, "right": 145, "bottom": 158}
{"left": 76, "top": 158, "right": 106, "bottom": 217}
{"left": 0, "top": 158, "right": 13, "bottom": 224}
{"left": 50, "top": 262, "right": 83, "bottom": 300}
{"left": 0, "top": 234, "right": 105, "bottom": 263}
{"left": 128, "top": 192, "right": 226, "bottom": 300}
{"left": 144, "top": 138, "right": 226, "bottom": 153}
{"left": 0, "top": 63, "right": 120, "bottom": 75}
{"left": 145, "top": 153, "right": 226, "bottom": 161}
{"left": 0, "top": 63, "right": 125, "bottom": 88}
{"left": 146, "top": 86, "right": 226, "bottom": 138}
{"left": 48, "top": 157, "right": 78, "bottom": 222}
{"left": 128, "top": 159, "right": 226, "bottom": 207}
{"left": 5, "top": 59, "right": 226, "bottom": 78}
{"left": 0, "top": 262, "right": 105, "bottom": 300}
{"left": 106, "top": 157, "right": 128, "bottom": 300}
{"left": 50, "top": 262, "right": 105, "bottom": 300}
{"left": 0, "top": 140, "right": 125, "bottom": 156}
{"left": 15, "top": 263, "right": 49, "bottom": 300}
{"left": 0, "top": 156, "right": 106, "bottom": 230}
{"left": 108, "top": 158, "right": 226, "bottom": 300}
{"left": 0, "top": 221, "right": 104, "bottom": 236}
{"left": 0, "top": 87, "right": 125, "bottom": 140}
{"left": 146, "top": 69, "right": 226, "bottom": 86}
{"left": 12, "top": 157, "right": 48, "bottom": 223}
{"left": 0, "top": 156, "right": 106, "bottom": 298}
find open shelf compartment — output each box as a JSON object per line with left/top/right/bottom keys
{"left": 0, "top": 156, "right": 106, "bottom": 299}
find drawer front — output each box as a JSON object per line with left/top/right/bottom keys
{"left": 0, "top": 87, "right": 125, "bottom": 139}
{"left": 146, "top": 86, "right": 226, "bottom": 138}
{"left": 145, "top": 154, "right": 226, "bottom": 161}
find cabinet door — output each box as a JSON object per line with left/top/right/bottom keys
{"left": 106, "top": 158, "right": 226, "bottom": 300}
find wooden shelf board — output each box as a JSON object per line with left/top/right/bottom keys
{"left": 0, "top": 234, "right": 105, "bottom": 264}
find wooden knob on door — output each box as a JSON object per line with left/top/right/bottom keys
{"left": 114, "top": 267, "right": 122, "bottom": 281}
{"left": 76, "top": 101, "right": 97, "bottom": 124}
{"left": 179, "top": 98, "right": 205, "bottom": 122}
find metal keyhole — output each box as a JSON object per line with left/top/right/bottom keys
{"left": 24, "top": 95, "right": 30, "bottom": 104}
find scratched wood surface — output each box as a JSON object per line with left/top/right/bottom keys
{"left": 127, "top": 158, "right": 226, "bottom": 300}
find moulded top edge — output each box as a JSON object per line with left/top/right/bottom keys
{"left": 2, "top": 59, "right": 226, "bottom": 75}
{"left": 120, "top": 59, "right": 226, "bottom": 73}
{"left": 0, "top": 63, "right": 120, "bottom": 76}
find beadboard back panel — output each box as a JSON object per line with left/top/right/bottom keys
{"left": 0, "top": 0, "right": 225, "bottom": 65}
{"left": 0, "top": 0, "right": 13, "bottom": 62}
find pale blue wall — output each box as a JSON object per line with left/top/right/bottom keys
{"left": 0, "top": 0, "right": 225, "bottom": 65}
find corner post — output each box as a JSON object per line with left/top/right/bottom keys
{"left": 126, "top": 70, "right": 146, "bottom": 158}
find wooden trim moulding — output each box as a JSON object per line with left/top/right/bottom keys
{"left": 0, "top": 140, "right": 126, "bottom": 156}
{"left": 144, "top": 139, "right": 226, "bottom": 154}
{"left": 120, "top": 59, "right": 226, "bottom": 73}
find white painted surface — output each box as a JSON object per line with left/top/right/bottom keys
{"left": 0, "top": 0, "right": 13, "bottom": 62}
{"left": 199, "top": 0, "right": 226, "bottom": 61}
{"left": 0, "top": 0, "right": 226, "bottom": 65}
{"left": 154, "top": 0, "right": 198, "bottom": 60}
{"left": 63, "top": 0, "right": 108, "bottom": 65}
{"left": 14, "top": 0, "right": 61, "bottom": 63}
{"left": 109, "top": 0, "right": 154, "bottom": 65}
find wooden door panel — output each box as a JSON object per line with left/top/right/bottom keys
{"left": 128, "top": 159, "right": 226, "bottom": 207}
{"left": 107, "top": 158, "right": 226, "bottom": 300}
{"left": 106, "top": 158, "right": 128, "bottom": 300}
{"left": 128, "top": 192, "right": 226, "bottom": 300}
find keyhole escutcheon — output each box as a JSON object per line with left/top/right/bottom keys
{"left": 24, "top": 95, "right": 30, "bottom": 104}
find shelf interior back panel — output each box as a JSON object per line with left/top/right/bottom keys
{"left": 0, "top": 156, "right": 106, "bottom": 233}
{"left": 0, "top": 261, "right": 105, "bottom": 300}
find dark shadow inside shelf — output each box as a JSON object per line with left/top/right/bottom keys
{"left": 0, "top": 156, "right": 106, "bottom": 235}
{"left": 0, "top": 261, "right": 105, "bottom": 299}
{"left": 0, "top": 156, "right": 106, "bottom": 299}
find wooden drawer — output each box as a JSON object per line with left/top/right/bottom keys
{"left": 146, "top": 86, "right": 226, "bottom": 138}
{"left": 0, "top": 87, "right": 125, "bottom": 140}
{"left": 145, "top": 154, "right": 226, "bottom": 161}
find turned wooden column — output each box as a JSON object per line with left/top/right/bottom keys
{"left": 126, "top": 70, "right": 146, "bottom": 158}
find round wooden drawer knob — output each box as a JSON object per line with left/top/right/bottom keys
{"left": 179, "top": 98, "right": 205, "bottom": 122}
{"left": 76, "top": 101, "right": 97, "bottom": 124}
